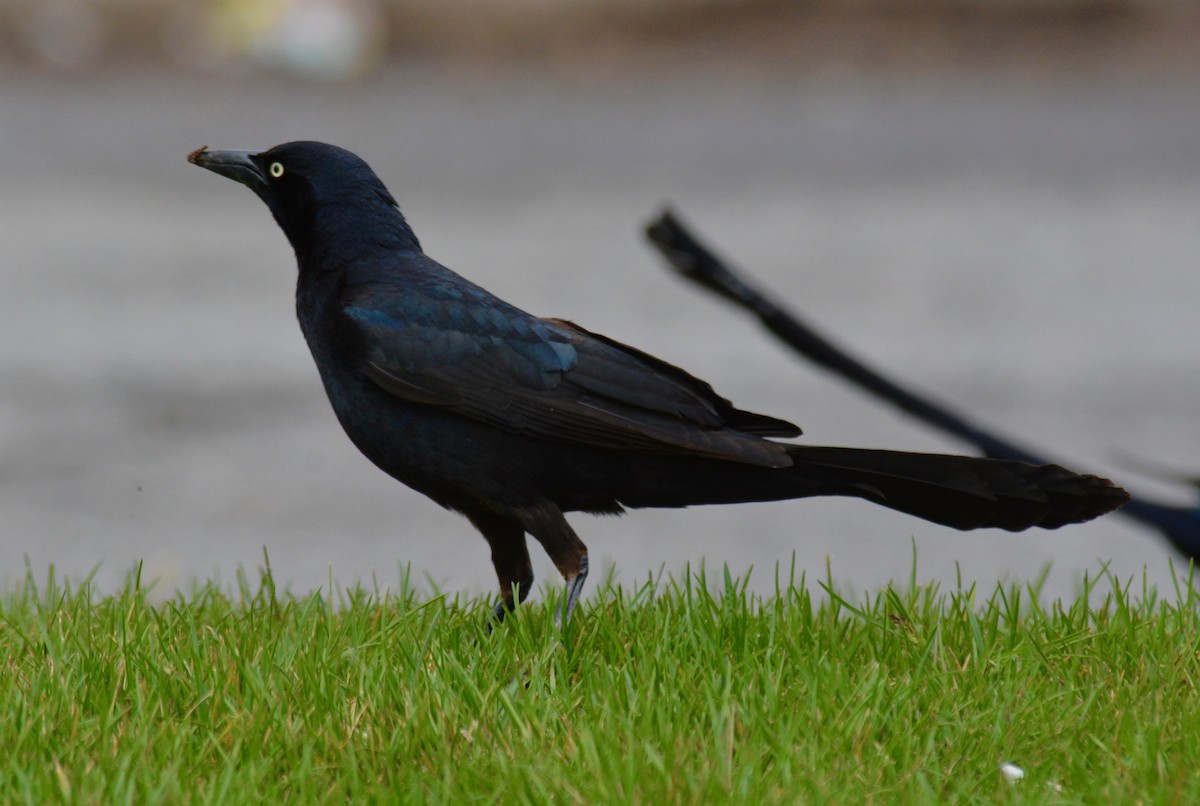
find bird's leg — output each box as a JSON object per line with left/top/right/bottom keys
{"left": 519, "top": 503, "right": 589, "bottom": 628}
{"left": 467, "top": 511, "right": 533, "bottom": 625}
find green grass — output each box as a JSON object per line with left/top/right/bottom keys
{"left": 2, "top": 559, "right": 1198, "bottom": 804}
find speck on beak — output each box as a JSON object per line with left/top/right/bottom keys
{"left": 189, "top": 146, "right": 268, "bottom": 191}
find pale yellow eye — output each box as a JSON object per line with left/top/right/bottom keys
{"left": 269, "top": 162, "right": 285, "bottom": 178}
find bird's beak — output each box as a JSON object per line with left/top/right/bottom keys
{"left": 188, "top": 146, "right": 267, "bottom": 191}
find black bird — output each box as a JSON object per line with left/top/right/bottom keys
{"left": 189, "top": 141, "right": 1130, "bottom": 624}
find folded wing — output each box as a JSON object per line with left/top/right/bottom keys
{"left": 342, "top": 273, "right": 799, "bottom": 468}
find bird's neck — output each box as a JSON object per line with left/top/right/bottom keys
{"left": 290, "top": 200, "right": 422, "bottom": 277}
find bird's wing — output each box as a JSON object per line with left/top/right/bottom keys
{"left": 341, "top": 280, "right": 799, "bottom": 467}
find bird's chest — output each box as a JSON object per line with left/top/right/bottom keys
{"left": 293, "top": 281, "right": 466, "bottom": 489}
{"left": 293, "top": 273, "right": 550, "bottom": 510}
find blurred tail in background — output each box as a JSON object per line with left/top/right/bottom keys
{"left": 644, "top": 208, "right": 1198, "bottom": 562}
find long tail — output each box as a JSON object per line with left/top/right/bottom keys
{"left": 787, "top": 446, "right": 1130, "bottom": 531}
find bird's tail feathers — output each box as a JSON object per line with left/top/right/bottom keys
{"left": 787, "top": 445, "right": 1130, "bottom": 531}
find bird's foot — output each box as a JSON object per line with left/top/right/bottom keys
{"left": 554, "top": 554, "right": 589, "bottom": 630}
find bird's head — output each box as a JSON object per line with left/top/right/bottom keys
{"left": 188, "top": 141, "right": 419, "bottom": 261}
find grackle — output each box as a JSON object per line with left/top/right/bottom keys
{"left": 189, "top": 141, "right": 1129, "bottom": 625}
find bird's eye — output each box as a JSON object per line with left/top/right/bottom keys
{"left": 269, "top": 162, "right": 285, "bottom": 178}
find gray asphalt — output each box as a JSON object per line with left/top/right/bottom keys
{"left": 2, "top": 63, "right": 1197, "bottom": 604}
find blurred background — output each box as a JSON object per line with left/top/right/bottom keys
{"left": 1, "top": 0, "right": 1198, "bottom": 604}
